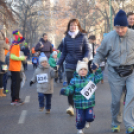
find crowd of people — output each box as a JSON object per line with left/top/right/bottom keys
{"left": 1, "top": 9, "right": 134, "bottom": 134}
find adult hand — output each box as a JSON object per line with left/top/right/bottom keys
{"left": 30, "top": 81, "right": 34, "bottom": 86}
{"left": 40, "top": 45, "right": 44, "bottom": 48}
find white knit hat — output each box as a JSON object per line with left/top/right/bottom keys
{"left": 52, "top": 51, "right": 57, "bottom": 57}
{"left": 76, "top": 60, "right": 88, "bottom": 73}
{"left": 39, "top": 57, "right": 48, "bottom": 64}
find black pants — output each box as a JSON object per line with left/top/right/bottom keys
{"left": 0, "top": 74, "right": 3, "bottom": 89}
{"left": 11, "top": 71, "right": 21, "bottom": 101}
{"left": 88, "top": 60, "right": 93, "bottom": 73}
{"left": 66, "top": 71, "right": 75, "bottom": 107}
{"left": 23, "top": 61, "right": 27, "bottom": 70}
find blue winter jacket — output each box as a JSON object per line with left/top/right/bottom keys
{"left": 57, "top": 32, "right": 90, "bottom": 70}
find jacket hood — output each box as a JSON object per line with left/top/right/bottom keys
{"left": 39, "top": 52, "right": 46, "bottom": 57}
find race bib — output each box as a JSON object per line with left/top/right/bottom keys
{"left": 80, "top": 81, "right": 97, "bottom": 100}
{"left": 33, "top": 59, "right": 37, "bottom": 63}
{"left": 37, "top": 74, "right": 48, "bottom": 83}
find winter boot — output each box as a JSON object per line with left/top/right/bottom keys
{"left": 1, "top": 89, "right": 6, "bottom": 97}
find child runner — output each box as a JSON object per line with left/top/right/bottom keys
{"left": 32, "top": 53, "right": 38, "bottom": 69}
{"left": 60, "top": 61, "right": 102, "bottom": 134}
{"left": 30, "top": 57, "right": 57, "bottom": 113}
{"left": 49, "top": 51, "right": 62, "bottom": 83}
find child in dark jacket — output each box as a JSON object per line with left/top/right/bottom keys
{"left": 60, "top": 61, "right": 102, "bottom": 134}
{"left": 32, "top": 53, "right": 38, "bottom": 69}
{"left": 30, "top": 57, "right": 57, "bottom": 114}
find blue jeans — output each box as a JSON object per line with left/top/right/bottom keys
{"left": 76, "top": 107, "right": 95, "bottom": 129}
{"left": 38, "top": 93, "right": 52, "bottom": 109}
{"left": 3, "top": 72, "right": 8, "bottom": 91}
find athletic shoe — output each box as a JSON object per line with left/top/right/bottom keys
{"left": 5, "top": 90, "right": 9, "bottom": 93}
{"left": 112, "top": 125, "right": 120, "bottom": 133}
{"left": 126, "top": 127, "right": 134, "bottom": 134}
{"left": 77, "top": 129, "right": 84, "bottom": 134}
{"left": 45, "top": 109, "right": 50, "bottom": 114}
{"left": 85, "top": 122, "right": 90, "bottom": 128}
{"left": 39, "top": 107, "right": 44, "bottom": 112}
{"left": 66, "top": 106, "right": 74, "bottom": 116}
{"left": 11, "top": 99, "right": 24, "bottom": 106}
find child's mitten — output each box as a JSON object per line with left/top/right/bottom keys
{"left": 30, "top": 81, "right": 34, "bottom": 86}
{"left": 60, "top": 89, "right": 66, "bottom": 95}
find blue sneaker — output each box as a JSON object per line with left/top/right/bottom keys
{"left": 63, "top": 82, "right": 67, "bottom": 86}
{"left": 126, "top": 127, "right": 134, "bottom": 134}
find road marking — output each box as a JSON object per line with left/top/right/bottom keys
{"left": 25, "top": 96, "right": 30, "bottom": 103}
{"left": 18, "top": 110, "right": 27, "bottom": 124}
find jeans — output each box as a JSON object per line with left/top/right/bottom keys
{"left": 76, "top": 107, "right": 95, "bottom": 129}
{"left": 3, "top": 72, "right": 8, "bottom": 91}
{"left": 66, "top": 70, "right": 75, "bottom": 107}
{"left": 38, "top": 93, "right": 52, "bottom": 109}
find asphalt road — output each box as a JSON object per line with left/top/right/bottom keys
{"left": 0, "top": 63, "right": 126, "bottom": 134}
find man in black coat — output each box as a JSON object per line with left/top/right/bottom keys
{"left": 35, "top": 33, "right": 52, "bottom": 59}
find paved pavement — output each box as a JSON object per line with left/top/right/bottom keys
{"left": 0, "top": 63, "right": 126, "bottom": 134}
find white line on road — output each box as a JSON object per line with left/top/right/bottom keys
{"left": 18, "top": 110, "right": 27, "bottom": 124}
{"left": 24, "top": 96, "right": 30, "bottom": 103}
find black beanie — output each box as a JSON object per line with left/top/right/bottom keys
{"left": 114, "top": 10, "right": 128, "bottom": 27}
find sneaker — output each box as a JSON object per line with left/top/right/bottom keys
{"left": 39, "top": 107, "right": 44, "bottom": 112}
{"left": 126, "top": 127, "right": 134, "bottom": 134}
{"left": 59, "top": 79, "right": 63, "bottom": 83}
{"left": 5, "top": 90, "right": 9, "bottom": 93}
{"left": 112, "top": 125, "right": 120, "bottom": 133}
{"left": 77, "top": 129, "right": 84, "bottom": 134}
{"left": 66, "top": 106, "right": 74, "bottom": 116}
{"left": 63, "top": 82, "right": 67, "bottom": 86}
{"left": 85, "top": 122, "right": 90, "bottom": 129}
{"left": 10, "top": 101, "right": 18, "bottom": 106}
{"left": 45, "top": 109, "right": 50, "bottom": 114}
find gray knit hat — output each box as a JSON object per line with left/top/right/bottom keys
{"left": 39, "top": 57, "right": 48, "bottom": 64}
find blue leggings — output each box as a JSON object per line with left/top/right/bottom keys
{"left": 76, "top": 107, "right": 95, "bottom": 129}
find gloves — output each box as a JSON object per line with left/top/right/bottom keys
{"left": 91, "top": 63, "right": 98, "bottom": 70}
{"left": 30, "top": 81, "right": 34, "bottom": 86}
{"left": 60, "top": 89, "right": 66, "bottom": 95}
{"left": 82, "top": 58, "right": 89, "bottom": 63}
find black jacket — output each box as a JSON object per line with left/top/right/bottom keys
{"left": 35, "top": 38, "right": 52, "bottom": 58}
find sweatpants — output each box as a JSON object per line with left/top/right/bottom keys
{"left": 76, "top": 107, "right": 95, "bottom": 129}
{"left": 11, "top": 71, "right": 21, "bottom": 102}
{"left": 108, "top": 67, "right": 134, "bottom": 129}
{"left": 38, "top": 93, "right": 52, "bottom": 109}
{"left": 66, "top": 70, "right": 75, "bottom": 107}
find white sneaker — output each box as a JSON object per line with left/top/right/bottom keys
{"left": 77, "top": 129, "right": 84, "bottom": 134}
{"left": 66, "top": 106, "right": 74, "bottom": 116}
{"left": 85, "top": 122, "right": 90, "bottom": 128}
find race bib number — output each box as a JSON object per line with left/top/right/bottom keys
{"left": 80, "top": 81, "right": 97, "bottom": 100}
{"left": 37, "top": 74, "right": 48, "bottom": 83}
{"left": 33, "top": 60, "right": 37, "bottom": 63}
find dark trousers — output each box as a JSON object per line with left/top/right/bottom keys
{"left": 23, "top": 61, "right": 27, "bottom": 70}
{"left": 66, "top": 71, "right": 75, "bottom": 107}
{"left": 38, "top": 93, "right": 52, "bottom": 109}
{"left": 76, "top": 107, "right": 95, "bottom": 129}
{"left": 33, "top": 63, "right": 38, "bottom": 69}
{"left": 11, "top": 71, "right": 21, "bottom": 101}
{"left": 88, "top": 60, "right": 93, "bottom": 73}
{"left": 3, "top": 72, "right": 8, "bottom": 91}
{"left": 0, "top": 74, "right": 3, "bottom": 89}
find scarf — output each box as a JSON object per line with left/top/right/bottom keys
{"left": 68, "top": 30, "right": 79, "bottom": 38}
